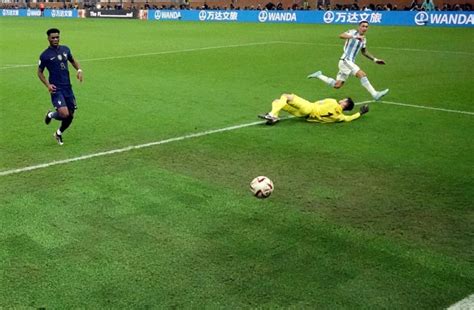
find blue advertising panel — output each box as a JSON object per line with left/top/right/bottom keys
{"left": 0, "top": 9, "right": 23, "bottom": 17}
{"left": 0, "top": 9, "right": 78, "bottom": 18}
{"left": 1, "top": 8, "right": 472, "bottom": 27}
{"left": 46, "top": 9, "right": 78, "bottom": 18}
{"left": 320, "top": 10, "right": 474, "bottom": 26}
{"left": 148, "top": 10, "right": 474, "bottom": 27}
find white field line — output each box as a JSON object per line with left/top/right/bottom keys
{"left": 0, "top": 120, "right": 262, "bottom": 177}
{"left": 448, "top": 294, "right": 474, "bottom": 310}
{"left": 2, "top": 100, "right": 473, "bottom": 177}
{"left": 0, "top": 41, "right": 281, "bottom": 70}
{"left": 379, "top": 100, "right": 474, "bottom": 115}
{"left": 0, "top": 100, "right": 369, "bottom": 177}
{"left": 274, "top": 40, "right": 474, "bottom": 56}
{"left": 2, "top": 40, "right": 472, "bottom": 70}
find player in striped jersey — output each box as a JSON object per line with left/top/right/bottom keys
{"left": 307, "top": 20, "right": 389, "bottom": 101}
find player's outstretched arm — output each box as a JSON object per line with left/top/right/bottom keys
{"left": 338, "top": 105, "right": 369, "bottom": 122}
{"left": 339, "top": 32, "right": 364, "bottom": 41}
{"left": 361, "top": 48, "right": 386, "bottom": 65}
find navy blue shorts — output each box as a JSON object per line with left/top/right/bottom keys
{"left": 51, "top": 87, "right": 77, "bottom": 111}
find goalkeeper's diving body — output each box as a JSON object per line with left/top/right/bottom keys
{"left": 258, "top": 93, "right": 369, "bottom": 125}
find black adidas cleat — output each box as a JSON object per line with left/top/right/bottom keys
{"left": 44, "top": 110, "right": 52, "bottom": 125}
{"left": 54, "top": 132, "right": 64, "bottom": 145}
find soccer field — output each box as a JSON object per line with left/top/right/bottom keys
{"left": 0, "top": 17, "right": 473, "bottom": 308}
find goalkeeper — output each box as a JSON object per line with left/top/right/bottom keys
{"left": 258, "top": 93, "right": 369, "bottom": 125}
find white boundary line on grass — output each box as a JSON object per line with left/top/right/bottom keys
{"left": 447, "top": 294, "right": 474, "bottom": 310}
{"left": 2, "top": 40, "right": 472, "bottom": 70}
{"left": 380, "top": 100, "right": 474, "bottom": 115}
{"left": 2, "top": 100, "right": 474, "bottom": 177}
{"left": 0, "top": 41, "right": 281, "bottom": 70}
{"left": 0, "top": 120, "right": 263, "bottom": 177}
{"left": 274, "top": 41, "right": 474, "bottom": 56}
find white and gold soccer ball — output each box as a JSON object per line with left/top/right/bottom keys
{"left": 250, "top": 176, "right": 274, "bottom": 199}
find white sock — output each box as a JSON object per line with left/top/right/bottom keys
{"left": 317, "top": 73, "right": 336, "bottom": 87}
{"left": 360, "top": 76, "right": 377, "bottom": 97}
{"left": 56, "top": 129, "right": 62, "bottom": 135}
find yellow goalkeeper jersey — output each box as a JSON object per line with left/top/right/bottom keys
{"left": 307, "top": 98, "right": 360, "bottom": 123}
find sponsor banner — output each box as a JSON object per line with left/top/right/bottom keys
{"left": 48, "top": 9, "right": 76, "bottom": 18}
{"left": 86, "top": 9, "right": 137, "bottom": 19}
{"left": 153, "top": 10, "right": 183, "bottom": 21}
{"left": 0, "top": 9, "right": 77, "bottom": 18}
{"left": 322, "top": 11, "right": 386, "bottom": 24}
{"left": 337, "top": 10, "right": 471, "bottom": 26}
{"left": 197, "top": 10, "right": 241, "bottom": 21}
{"left": 412, "top": 11, "right": 474, "bottom": 26}
{"left": 147, "top": 10, "right": 473, "bottom": 27}
{"left": 150, "top": 10, "right": 241, "bottom": 22}
{"left": 26, "top": 9, "right": 42, "bottom": 17}
{"left": 0, "top": 9, "right": 472, "bottom": 27}
{"left": 1, "top": 9, "right": 21, "bottom": 16}
{"left": 323, "top": 10, "right": 474, "bottom": 26}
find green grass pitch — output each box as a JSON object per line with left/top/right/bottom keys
{"left": 0, "top": 17, "right": 473, "bottom": 308}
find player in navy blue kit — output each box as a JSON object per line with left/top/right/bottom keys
{"left": 38, "top": 28, "right": 83, "bottom": 145}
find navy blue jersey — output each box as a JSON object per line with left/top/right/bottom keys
{"left": 38, "top": 45, "right": 75, "bottom": 88}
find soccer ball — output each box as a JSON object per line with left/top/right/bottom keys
{"left": 250, "top": 176, "right": 274, "bottom": 199}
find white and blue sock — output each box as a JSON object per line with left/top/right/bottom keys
{"left": 316, "top": 73, "right": 336, "bottom": 87}
{"left": 360, "top": 76, "right": 377, "bottom": 97}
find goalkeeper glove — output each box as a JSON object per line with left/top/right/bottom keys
{"left": 359, "top": 104, "right": 369, "bottom": 115}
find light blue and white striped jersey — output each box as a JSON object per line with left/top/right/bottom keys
{"left": 340, "top": 29, "right": 367, "bottom": 62}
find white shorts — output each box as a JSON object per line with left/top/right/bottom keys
{"left": 337, "top": 59, "right": 361, "bottom": 82}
